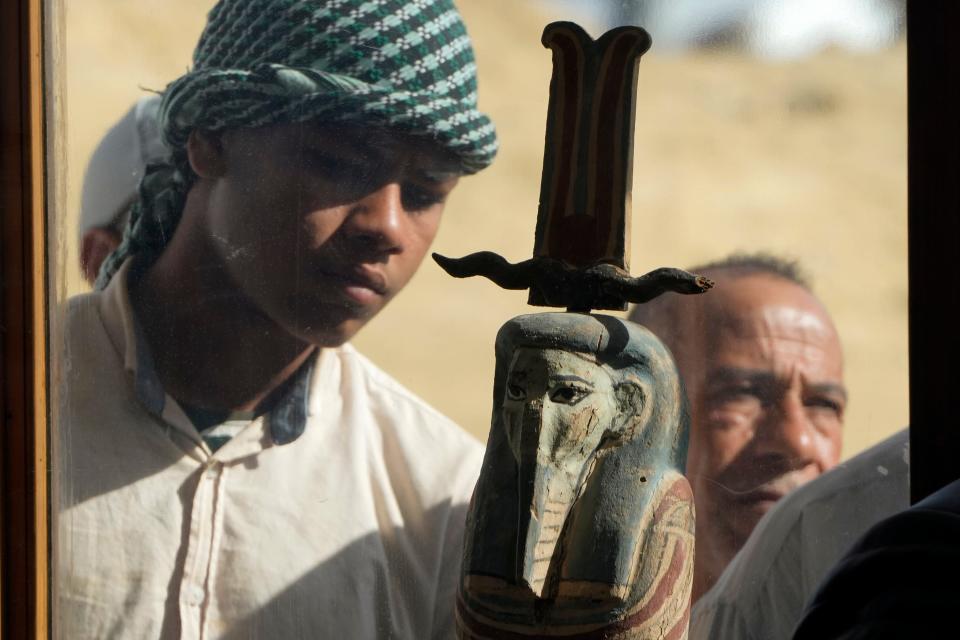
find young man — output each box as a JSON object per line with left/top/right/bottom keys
{"left": 629, "top": 254, "right": 847, "bottom": 602}
{"left": 58, "top": 1, "right": 497, "bottom": 638}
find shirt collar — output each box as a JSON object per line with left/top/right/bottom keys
{"left": 98, "top": 258, "right": 312, "bottom": 445}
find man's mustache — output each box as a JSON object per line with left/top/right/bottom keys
{"left": 701, "top": 463, "right": 810, "bottom": 498}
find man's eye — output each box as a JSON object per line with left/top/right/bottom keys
{"left": 715, "top": 385, "right": 758, "bottom": 401}
{"left": 805, "top": 397, "right": 844, "bottom": 417}
{"left": 549, "top": 385, "right": 588, "bottom": 405}
{"left": 401, "top": 183, "right": 446, "bottom": 211}
{"left": 730, "top": 379, "right": 769, "bottom": 399}
{"left": 506, "top": 383, "right": 525, "bottom": 401}
{"left": 711, "top": 386, "right": 764, "bottom": 413}
{"left": 302, "top": 151, "right": 369, "bottom": 181}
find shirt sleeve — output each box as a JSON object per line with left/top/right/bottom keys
{"left": 690, "top": 503, "right": 807, "bottom": 640}
{"left": 690, "top": 597, "right": 756, "bottom": 640}
{"left": 793, "top": 480, "right": 960, "bottom": 640}
{"left": 429, "top": 500, "right": 470, "bottom": 640}
{"left": 429, "top": 443, "right": 482, "bottom": 639}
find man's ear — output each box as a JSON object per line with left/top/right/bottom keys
{"left": 80, "top": 227, "right": 122, "bottom": 286}
{"left": 186, "top": 130, "right": 226, "bottom": 178}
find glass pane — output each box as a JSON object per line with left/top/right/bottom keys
{"left": 51, "top": 0, "right": 906, "bottom": 637}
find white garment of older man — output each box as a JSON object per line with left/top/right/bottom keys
{"left": 689, "top": 429, "right": 909, "bottom": 640}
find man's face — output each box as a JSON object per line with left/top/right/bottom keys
{"left": 677, "top": 273, "right": 846, "bottom": 583}
{"left": 200, "top": 121, "right": 461, "bottom": 346}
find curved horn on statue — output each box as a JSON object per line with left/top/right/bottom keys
{"left": 432, "top": 252, "right": 539, "bottom": 290}
{"left": 597, "top": 266, "right": 715, "bottom": 304}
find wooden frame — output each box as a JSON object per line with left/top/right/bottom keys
{"left": 0, "top": 0, "right": 955, "bottom": 637}
{"left": 1, "top": 0, "right": 49, "bottom": 637}
{"left": 907, "top": 1, "right": 960, "bottom": 503}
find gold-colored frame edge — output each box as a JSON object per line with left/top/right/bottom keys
{"left": 31, "top": 0, "right": 50, "bottom": 635}
{"left": 6, "top": 0, "right": 957, "bottom": 636}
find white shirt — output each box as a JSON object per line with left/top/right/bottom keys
{"left": 56, "top": 260, "right": 484, "bottom": 639}
{"left": 689, "top": 429, "right": 910, "bottom": 640}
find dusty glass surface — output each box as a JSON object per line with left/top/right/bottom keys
{"left": 51, "top": 0, "right": 906, "bottom": 637}
{"left": 58, "top": 0, "right": 908, "bottom": 453}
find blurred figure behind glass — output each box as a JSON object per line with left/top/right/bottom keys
{"left": 78, "top": 95, "right": 167, "bottom": 285}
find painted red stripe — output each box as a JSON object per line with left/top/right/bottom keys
{"left": 458, "top": 540, "right": 684, "bottom": 639}
{"left": 586, "top": 32, "right": 641, "bottom": 264}
{"left": 456, "top": 485, "right": 692, "bottom": 638}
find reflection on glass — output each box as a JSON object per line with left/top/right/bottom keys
{"left": 54, "top": 0, "right": 907, "bottom": 637}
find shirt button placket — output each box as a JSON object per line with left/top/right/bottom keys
{"left": 179, "top": 459, "right": 223, "bottom": 640}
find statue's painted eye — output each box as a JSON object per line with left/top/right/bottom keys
{"left": 549, "top": 385, "right": 589, "bottom": 405}
{"left": 506, "top": 383, "right": 526, "bottom": 401}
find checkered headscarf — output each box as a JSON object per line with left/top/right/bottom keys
{"left": 97, "top": 0, "right": 497, "bottom": 289}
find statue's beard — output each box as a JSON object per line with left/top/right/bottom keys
{"left": 512, "top": 432, "right": 595, "bottom": 597}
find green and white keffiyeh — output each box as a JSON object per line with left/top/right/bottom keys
{"left": 97, "top": 0, "right": 497, "bottom": 289}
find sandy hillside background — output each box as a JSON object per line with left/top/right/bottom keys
{"left": 59, "top": 0, "right": 907, "bottom": 457}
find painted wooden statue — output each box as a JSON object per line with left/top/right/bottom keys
{"left": 434, "top": 22, "right": 713, "bottom": 639}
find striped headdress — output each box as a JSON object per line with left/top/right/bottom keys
{"left": 97, "top": 0, "right": 498, "bottom": 289}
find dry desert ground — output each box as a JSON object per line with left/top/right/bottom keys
{"left": 55, "top": 0, "right": 908, "bottom": 457}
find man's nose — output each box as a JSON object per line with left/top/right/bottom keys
{"left": 753, "top": 393, "right": 816, "bottom": 469}
{"left": 343, "top": 182, "right": 406, "bottom": 256}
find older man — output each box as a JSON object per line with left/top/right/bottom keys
{"left": 628, "top": 253, "right": 846, "bottom": 602}
{"left": 78, "top": 95, "right": 166, "bottom": 284}
{"left": 58, "top": 1, "right": 497, "bottom": 638}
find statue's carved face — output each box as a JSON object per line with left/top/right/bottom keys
{"left": 501, "top": 347, "right": 622, "bottom": 595}
{"left": 503, "top": 348, "right": 617, "bottom": 471}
